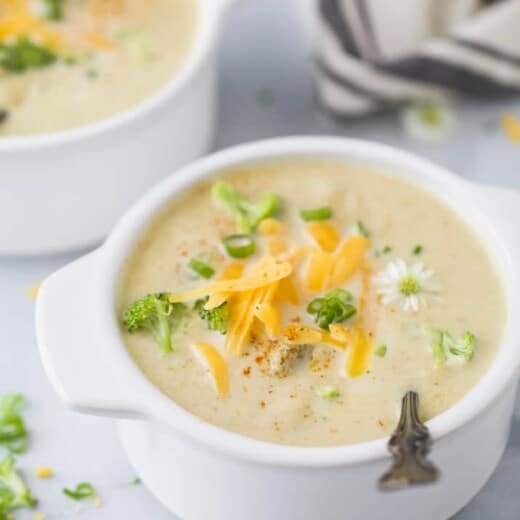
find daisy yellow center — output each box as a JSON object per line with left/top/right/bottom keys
{"left": 399, "top": 276, "right": 420, "bottom": 296}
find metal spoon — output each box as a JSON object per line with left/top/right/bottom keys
{"left": 378, "top": 390, "right": 440, "bottom": 490}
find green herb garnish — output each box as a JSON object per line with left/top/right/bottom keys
{"left": 129, "top": 477, "right": 141, "bottom": 486}
{"left": 412, "top": 244, "right": 423, "bottom": 255}
{"left": 63, "top": 482, "right": 96, "bottom": 501}
{"left": 0, "top": 456, "right": 36, "bottom": 518}
{"left": 299, "top": 207, "right": 332, "bottom": 222}
{"left": 375, "top": 345, "right": 387, "bottom": 358}
{"left": 375, "top": 245, "right": 392, "bottom": 257}
{"left": 429, "top": 329, "right": 476, "bottom": 366}
{"left": 43, "top": 0, "right": 65, "bottom": 20}
{"left": 0, "top": 38, "right": 56, "bottom": 73}
{"left": 123, "top": 293, "right": 186, "bottom": 354}
{"left": 188, "top": 258, "right": 215, "bottom": 279}
{"left": 354, "top": 220, "right": 370, "bottom": 238}
{"left": 194, "top": 297, "right": 230, "bottom": 335}
{"left": 212, "top": 181, "right": 280, "bottom": 233}
{"left": 0, "top": 395, "right": 28, "bottom": 455}
{"left": 307, "top": 289, "right": 356, "bottom": 330}
{"left": 317, "top": 386, "right": 340, "bottom": 399}
{"left": 222, "top": 234, "right": 256, "bottom": 259}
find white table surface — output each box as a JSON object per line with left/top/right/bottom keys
{"left": 2, "top": 0, "right": 520, "bottom": 518}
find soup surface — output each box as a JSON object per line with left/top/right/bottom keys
{"left": 0, "top": 0, "right": 196, "bottom": 135}
{"left": 119, "top": 160, "right": 504, "bottom": 446}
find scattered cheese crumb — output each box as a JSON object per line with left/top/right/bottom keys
{"left": 33, "top": 513, "right": 46, "bottom": 520}
{"left": 501, "top": 112, "right": 520, "bottom": 144}
{"left": 94, "top": 497, "right": 103, "bottom": 509}
{"left": 25, "top": 283, "right": 41, "bottom": 301}
{"left": 35, "top": 466, "right": 53, "bottom": 479}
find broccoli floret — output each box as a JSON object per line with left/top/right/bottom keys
{"left": 194, "top": 297, "right": 229, "bottom": 335}
{"left": 307, "top": 289, "right": 357, "bottom": 330}
{"left": 0, "top": 38, "right": 56, "bottom": 73}
{"left": 429, "top": 329, "right": 476, "bottom": 366}
{"left": 123, "top": 293, "right": 186, "bottom": 354}
{"left": 0, "top": 456, "right": 36, "bottom": 518}
{"left": 212, "top": 181, "right": 280, "bottom": 233}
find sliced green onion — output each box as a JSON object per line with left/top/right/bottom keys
{"left": 222, "top": 234, "right": 256, "bottom": 259}
{"left": 299, "top": 207, "right": 332, "bottom": 222}
{"left": 63, "top": 482, "right": 96, "bottom": 500}
{"left": 317, "top": 386, "right": 340, "bottom": 399}
{"left": 412, "top": 244, "right": 423, "bottom": 255}
{"left": 0, "top": 394, "right": 28, "bottom": 455}
{"left": 375, "top": 245, "right": 392, "bottom": 257}
{"left": 355, "top": 220, "right": 370, "bottom": 238}
{"left": 188, "top": 258, "right": 215, "bottom": 279}
{"left": 307, "top": 289, "right": 356, "bottom": 330}
{"left": 375, "top": 345, "right": 387, "bottom": 358}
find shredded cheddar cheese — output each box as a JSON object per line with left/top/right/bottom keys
{"left": 170, "top": 258, "right": 292, "bottom": 303}
{"left": 255, "top": 303, "right": 280, "bottom": 336}
{"left": 345, "top": 261, "right": 374, "bottom": 376}
{"left": 282, "top": 325, "right": 322, "bottom": 345}
{"left": 321, "top": 331, "right": 347, "bottom": 349}
{"left": 204, "top": 262, "right": 244, "bottom": 310}
{"left": 258, "top": 218, "right": 285, "bottom": 235}
{"left": 193, "top": 342, "right": 229, "bottom": 397}
{"left": 328, "top": 324, "right": 350, "bottom": 343}
{"left": 346, "top": 327, "right": 372, "bottom": 377}
{"left": 275, "top": 275, "right": 299, "bottom": 304}
{"left": 0, "top": 9, "right": 63, "bottom": 50}
{"left": 306, "top": 221, "right": 340, "bottom": 252}
{"left": 329, "top": 235, "right": 370, "bottom": 288}
{"left": 305, "top": 249, "right": 333, "bottom": 292}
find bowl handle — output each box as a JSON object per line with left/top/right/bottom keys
{"left": 36, "top": 252, "right": 145, "bottom": 419}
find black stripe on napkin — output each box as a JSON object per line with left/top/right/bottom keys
{"left": 319, "top": 0, "right": 361, "bottom": 58}
{"left": 451, "top": 36, "right": 520, "bottom": 68}
{"left": 377, "top": 56, "right": 520, "bottom": 97}
{"left": 354, "top": 0, "right": 381, "bottom": 59}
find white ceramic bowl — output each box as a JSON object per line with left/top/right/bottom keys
{"left": 36, "top": 137, "right": 520, "bottom": 520}
{"left": 0, "top": 0, "right": 236, "bottom": 256}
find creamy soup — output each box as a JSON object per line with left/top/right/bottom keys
{"left": 119, "top": 160, "right": 504, "bottom": 447}
{"left": 0, "top": 0, "right": 196, "bottom": 135}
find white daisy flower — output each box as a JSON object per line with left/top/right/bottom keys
{"left": 400, "top": 102, "right": 456, "bottom": 143}
{"left": 373, "top": 259, "right": 439, "bottom": 313}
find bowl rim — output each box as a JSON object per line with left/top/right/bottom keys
{"left": 95, "top": 136, "right": 518, "bottom": 467}
{"left": 0, "top": 0, "right": 220, "bottom": 151}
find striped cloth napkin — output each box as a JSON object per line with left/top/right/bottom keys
{"left": 315, "top": 0, "right": 520, "bottom": 116}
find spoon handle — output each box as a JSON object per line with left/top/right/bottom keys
{"left": 378, "top": 390, "right": 440, "bottom": 490}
